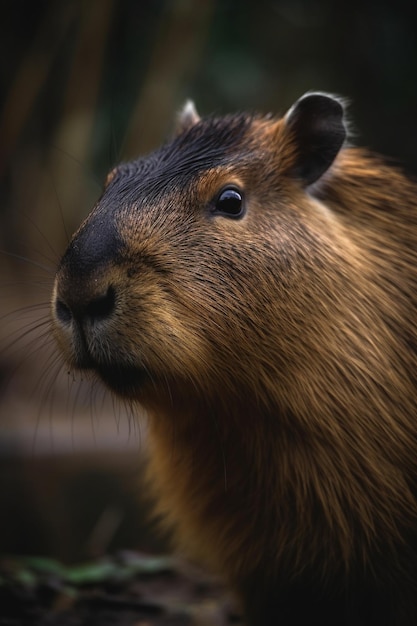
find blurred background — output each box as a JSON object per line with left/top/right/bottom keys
{"left": 1, "top": 0, "right": 417, "bottom": 562}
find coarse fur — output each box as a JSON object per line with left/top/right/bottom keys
{"left": 52, "top": 93, "right": 417, "bottom": 625}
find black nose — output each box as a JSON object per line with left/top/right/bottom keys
{"left": 55, "top": 285, "right": 116, "bottom": 325}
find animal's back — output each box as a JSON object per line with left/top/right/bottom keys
{"left": 52, "top": 93, "right": 417, "bottom": 625}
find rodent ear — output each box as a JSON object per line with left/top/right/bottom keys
{"left": 175, "top": 100, "right": 201, "bottom": 134}
{"left": 284, "top": 92, "right": 346, "bottom": 186}
{"left": 104, "top": 166, "right": 119, "bottom": 187}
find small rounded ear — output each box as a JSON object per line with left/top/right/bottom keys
{"left": 104, "top": 166, "right": 119, "bottom": 187}
{"left": 175, "top": 100, "right": 201, "bottom": 134}
{"left": 284, "top": 92, "right": 346, "bottom": 186}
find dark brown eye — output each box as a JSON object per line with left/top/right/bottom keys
{"left": 213, "top": 188, "right": 245, "bottom": 219}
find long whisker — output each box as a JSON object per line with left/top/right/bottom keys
{"left": 0, "top": 250, "right": 54, "bottom": 274}
{"left": 47, "top": 170, "right": 70, "bottom": 246}
{"left": 1, "top": 318, "right": 52, "bottom": 357}
{"left": 0, "top": 303, "right": 50, "bottom": 324}
{"left": 50, "top": 144, "right": 103, "bottom": 189}
{"left": 18, "top": 211, "right": 62, "bottom": 264}
{"left": 32, "top": 354, "right": 66, "bottom": 454}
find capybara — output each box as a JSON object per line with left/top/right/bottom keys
{"left": 52, "top": 93, "right": 417, "bottom": 625}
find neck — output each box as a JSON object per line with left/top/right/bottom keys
{"left": 144, "top": 392, "right": 416, "bottom": 584}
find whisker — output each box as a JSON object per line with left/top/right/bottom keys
{"left": 1, "top": 302, "right": 50, "bottom": 321}
{"left": 32, "top": 354, "right": 67, "bottom": 455}
{"left": 89, "top": 377, "right": 106, "bottom": 447}
{"left": 2, "top": 279, "right": 53, "bottom": 291}
{"left": 1, "top": 318, "right": 52, "bottom": 356}
{"left": 47, "top": 170, "right": 70, "bottom": 246}
{"left": 69, "top": 373, "right": 92, "bottom": 449}
{"left": 18, "top": 211, "right": 62, "bottom": 264}
{"left": 50, "top": 144, "right": 103, "bottom": 189}
{"left": 0, "top": 249, "right": 54, "bottom": 274}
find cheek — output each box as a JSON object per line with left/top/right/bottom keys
{"left": 115, "top": 283, "right": 212, "bottom": 378}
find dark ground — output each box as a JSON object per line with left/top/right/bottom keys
{"left": 0, "top": 552, "right": 242, "bottom": 626}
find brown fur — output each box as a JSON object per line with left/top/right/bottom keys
{"left": 52, "top": 95, "right": 417, "bottom": 624}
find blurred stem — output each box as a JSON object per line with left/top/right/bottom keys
{"left": 56, "top": 0, "right": 115, "bottom": 164}
{"left": 123, "top": 0, "right": 216, "bottom": 158}
{"left": 0, "top": 5, "right": 73, "bottom": 176}
{"left": 36, "top": 0, "right": 115, "bottom": 255}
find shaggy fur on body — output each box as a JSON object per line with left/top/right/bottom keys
{"left": 52, "top": 93, "right": 417, "bottom": 625}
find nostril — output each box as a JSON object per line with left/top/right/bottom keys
{"left": 55, "top": 299, "right": 72, "bottom": 324}
{"left": 54, "top": 286, "right": 116, "bottom": 326}
{"left": 85, "top": 285, "right": 116, "bottom": 321}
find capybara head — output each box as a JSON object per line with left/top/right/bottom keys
{"left": 52, "top": 93, "right": 353, "bottom": 407}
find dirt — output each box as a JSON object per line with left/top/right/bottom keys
{"left": 0, "top": 552, "right": 243, "bottom": 626}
